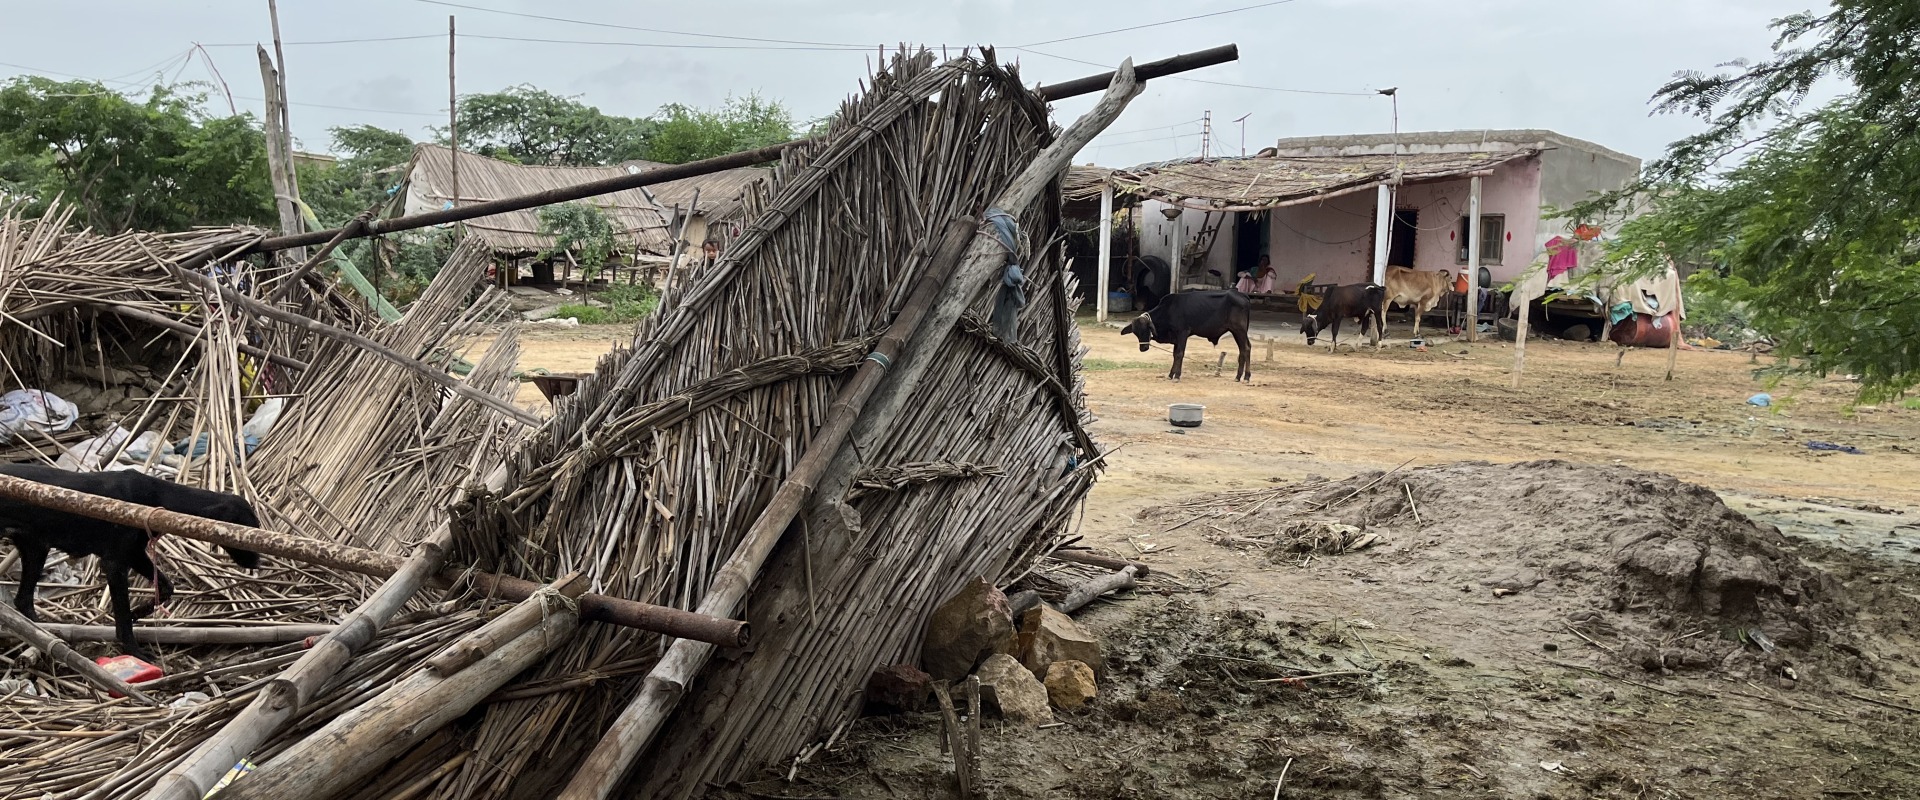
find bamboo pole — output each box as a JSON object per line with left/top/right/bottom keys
{"left": 1047, "top": 550, "right": 1150, "bottom": 577}
{"left": 1465, "top": 175, "right": 1483, "bottom": 343}
{"left": 163, "top": 258, "right": 542, "bottom": 426}
{"left": 556, "top": 56, "right": 1146, "bottom": 800}
{"left": 36, "top": 623, "right": 332, "bottom": 645}
{"left": 0, "top": 473, "right": 746, "bottom": 646}
{"left": 241, "top": 45, "right": 1240, "bottom": 255}
{"left": 140, "top": 463, "right": 501, "bottom": 800}
{"left": 215, "top": 575, "right": 588, "bottom": 800}
{"left": 0, "top": 601, "right": 156, "bottom": 705}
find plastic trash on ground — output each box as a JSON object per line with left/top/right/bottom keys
{"left": 0, "top": 389, "right": 78, "bottom": 440}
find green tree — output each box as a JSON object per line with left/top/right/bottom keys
{"left": 297, "top": 124, "right": 415, "bottom": 228}
{"left": 644, "top": 94, "right": 795, "bottom": 164}
{"left": 443, "top": 85, "right": 652, "bottom": 166}
{"left": 537, "top": 202, "right": 619, "bottom": 279}
{"left": 1572, "top": 0, "right": 1920, "bottom": 399}
{"left": 0, "top": 76, "right": 273, "bottom": 231}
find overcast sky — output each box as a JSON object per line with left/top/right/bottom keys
{"left": 0, "top": 0, "right": 1819, "bottom": 168}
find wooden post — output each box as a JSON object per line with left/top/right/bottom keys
{"left": 39, "top": 622, "right": 332, "bottom": 645}
{"left": 255, "top": 45, "right": 304, "bottom": 264}
{"left": 1665, "top": 259, "right": 1683, "bottom": 381}
{"left": 142, "top": 464, "right": 499, "bottom": 800}
{"left": 1465, "top": 175, "right": 1483, "bottom": 342}
{"left": 0, "top": 472, "right": 747, "bottom": 647}
{"left": 448, "top": 15, "right": 459, "bottom": 211}
{"left": 0, "top": 601, "right": 156, "bottom": 705}
{"left": 1511, "top": 293, "right": 1531, "bottom": 388}
{"left": 554, "top": 57, "right": 1148, "bottom": 800}
{"left": 1096, "top": 184, "right": 1113, "bottom": 322}
{"left": 215, "top": 575, "right": 587, "bottom": 800}
{"left": 1371, "top": 184, "right": 1390, "bottom": 285}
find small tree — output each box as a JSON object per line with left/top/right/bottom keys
{"left": 537, "top": 202, "right": 619, "bottom": 279}
{"left": 644, "top": 94, "right": 796, "bottom": 164}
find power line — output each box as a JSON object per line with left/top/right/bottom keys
{"left": 412, "top": 0, "right": 864, "bottom": 48}
{"left": 198, "top": 35, "right": 446, "bottom": 48}
{"left": 1091, "top": 118, "right": 1204, "bottom": 140}
{"left": 1017, "top": 0, "right": 1302, "bottom": 47}
{"left": 0, "top": 59, "right": 443, "bottom": 118}
{"left": 457, "top": 34, "right": 867, "bottom": 52}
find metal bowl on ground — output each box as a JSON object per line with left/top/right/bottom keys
{"left": 1169, "top": 403, "right": 1205, "bottom": 428}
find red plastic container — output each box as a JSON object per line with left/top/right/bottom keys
{"left": 94, "top": 655, "right": 163, "bottom": 697}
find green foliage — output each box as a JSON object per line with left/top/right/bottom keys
{"left": 644, "top": 94, "right": 795, "bottom": 164}
{"left": 382, "top": 227, "right": 459, "bottom": 304}
{"left": 0, "top": 76, "right": 273, "bottom": 231}
{"left": 554, "top": 282, "right": 657, "bottom": 324}
{"left": 1568, "top": 0, "right": 1920, "bottom": 400}
{"left": 443, "top": 85, "right": 653, "bottom": 166}
{"left": 537, "top": 202, "right": 619, "bottom": 279}
{"left": 1081, "top": 358, "right": 1161, "bottom": 372}
{"left": 298, "top": 124, "right": 414, "bottom": 229}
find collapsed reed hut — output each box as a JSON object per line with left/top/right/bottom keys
{"left": 0, "top": 43, "right": 1225, "bottom": 800}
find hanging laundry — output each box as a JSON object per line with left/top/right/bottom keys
{"left": 984, "top": 208, "right": 1027, "bottom": 343}
{"left": 1545, "top": 236, "right": 1580, "bottom": 281}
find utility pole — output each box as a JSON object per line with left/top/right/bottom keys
{"left": 1234, "top": 113, "right": 1250, "bottom": 156}
{"left": 1200, "top": 110, "right": 1212, "bottom": 159}
{"left": 449, "top": 15, "right": 459, "bottom": 210}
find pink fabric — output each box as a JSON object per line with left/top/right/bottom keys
{"left": 1236, "top": 273, "right": 1275, "bottom": 294}
{"left": 1545, "top": 236, "right": 1579, "bottom": 280}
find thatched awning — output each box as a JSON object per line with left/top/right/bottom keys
{"left": 399, "top": 144, "right": 675, "bottom": 255}
{"left": 619, "top": 159, "right": 767, "bottom": 221}
{"left": 1066, "top": 149, "right": 1540, "bottom": 211}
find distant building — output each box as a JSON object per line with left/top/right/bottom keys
{"left": 1070, "top": 129, "right": 1640, "bottom": 294}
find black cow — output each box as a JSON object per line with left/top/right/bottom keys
{"left": 1120, "top": 290, "right": 1252, "bottom": 382}
{"left": 1301, "top": 283, "right": 1386, "bottom": 350}
{"left": 1132, "top": 254, "right": 1173, "bottom": 312}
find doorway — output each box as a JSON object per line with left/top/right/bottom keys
{"left": 1387, "top": 208, "right": 1418, "bottom": 267}
{"left": 1232, "top": 210, "right": 1267, "bottom": 276}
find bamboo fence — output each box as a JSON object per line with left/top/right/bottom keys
{"left": 0, "top": 45, "right": 1133, "bottom": 800}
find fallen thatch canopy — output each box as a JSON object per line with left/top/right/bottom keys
{"left": 0, "top": 44, "right": 1140, "bottom": 800}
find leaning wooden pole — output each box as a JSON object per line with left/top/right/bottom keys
{"left": 0, "top": 473, "right": 746, "bottom": 646}
{"left": 216, "top": 574, "right": 589, "bottom": 800}
{"left": 556, "top": 57, "right": 1147, "bottom": 800}
{"left": 240, "top": 45, "right": 1239, "bottom": 255}
{"left": 142, "top": 460, "right": 499, "bottom": 800}
{"left": 0, "top": 601, "right": 156, "bottom": 705}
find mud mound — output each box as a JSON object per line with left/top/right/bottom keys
{"left": 1161, "top": 460, "right": 1865, "bottom": 679}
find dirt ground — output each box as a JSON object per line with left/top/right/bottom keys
{"left": 477, "top": 312, "right": 1920, "bottom": 799}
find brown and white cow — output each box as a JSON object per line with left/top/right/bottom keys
{"left": 1380, "top": 266, "right": 1454, "bottom": 338}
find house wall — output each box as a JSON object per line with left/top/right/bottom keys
{"left": 1137, "top": 201, "right": 1239, "bottom": 288}
{"left": 1264, "top": 156, "right": 1544, "bottom": 287}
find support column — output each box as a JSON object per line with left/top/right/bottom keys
{"left": 1097, "top": 184, "right": 1114, "bottom": 322}
{"left": 1370, "top": 184, "right": 1390, "bottom": 285}
{"left": 1466, "top": 175, "right": 1483, "bottom": 343}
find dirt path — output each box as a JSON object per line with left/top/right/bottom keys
{"left": 475, "top": 317, "right": 1920, "bottom": 798}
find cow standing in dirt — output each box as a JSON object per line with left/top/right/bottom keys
{"left": 1381, "top": 266, "right": 1454, "bottom": 338}
{"left": 1302, "top": 283, "right": 1386, "bottom": 350}
{"left": 1121, "top": 290, "right": 1253, "bottom": 382}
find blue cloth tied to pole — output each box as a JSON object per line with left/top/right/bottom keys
{"left": 984, "top": 208, "right": 1026, "bottom": 343}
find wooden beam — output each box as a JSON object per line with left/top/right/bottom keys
{"left": 0, "top": 601, "right": 156, "bottom": 705}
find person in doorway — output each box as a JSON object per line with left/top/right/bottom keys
{"left": 1235, "top": 254, "right": 1276, "bottom": 294}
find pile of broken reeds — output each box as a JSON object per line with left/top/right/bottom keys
{"left": 0, "top": 210, "right": 534, "bottom": 799}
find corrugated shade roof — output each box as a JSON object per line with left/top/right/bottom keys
{"left": 1066, "top": 149, "right": 1539, "bottom": 211}
{"left": 403, "top": 144, "right": 674, "bottom": 255}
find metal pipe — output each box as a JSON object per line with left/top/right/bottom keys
{"left": 243, "top": 44, "right": 1240, "bottom": 255}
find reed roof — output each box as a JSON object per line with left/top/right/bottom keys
{"left": 1066, "top": 149, "right": 1539, "bottom": 210}
{"left": 401, "top": 144, "right": 675, "bottom": 255}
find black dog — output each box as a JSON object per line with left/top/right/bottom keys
{"left": 0, "top": 463, "right": 262, "bottom": 660}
